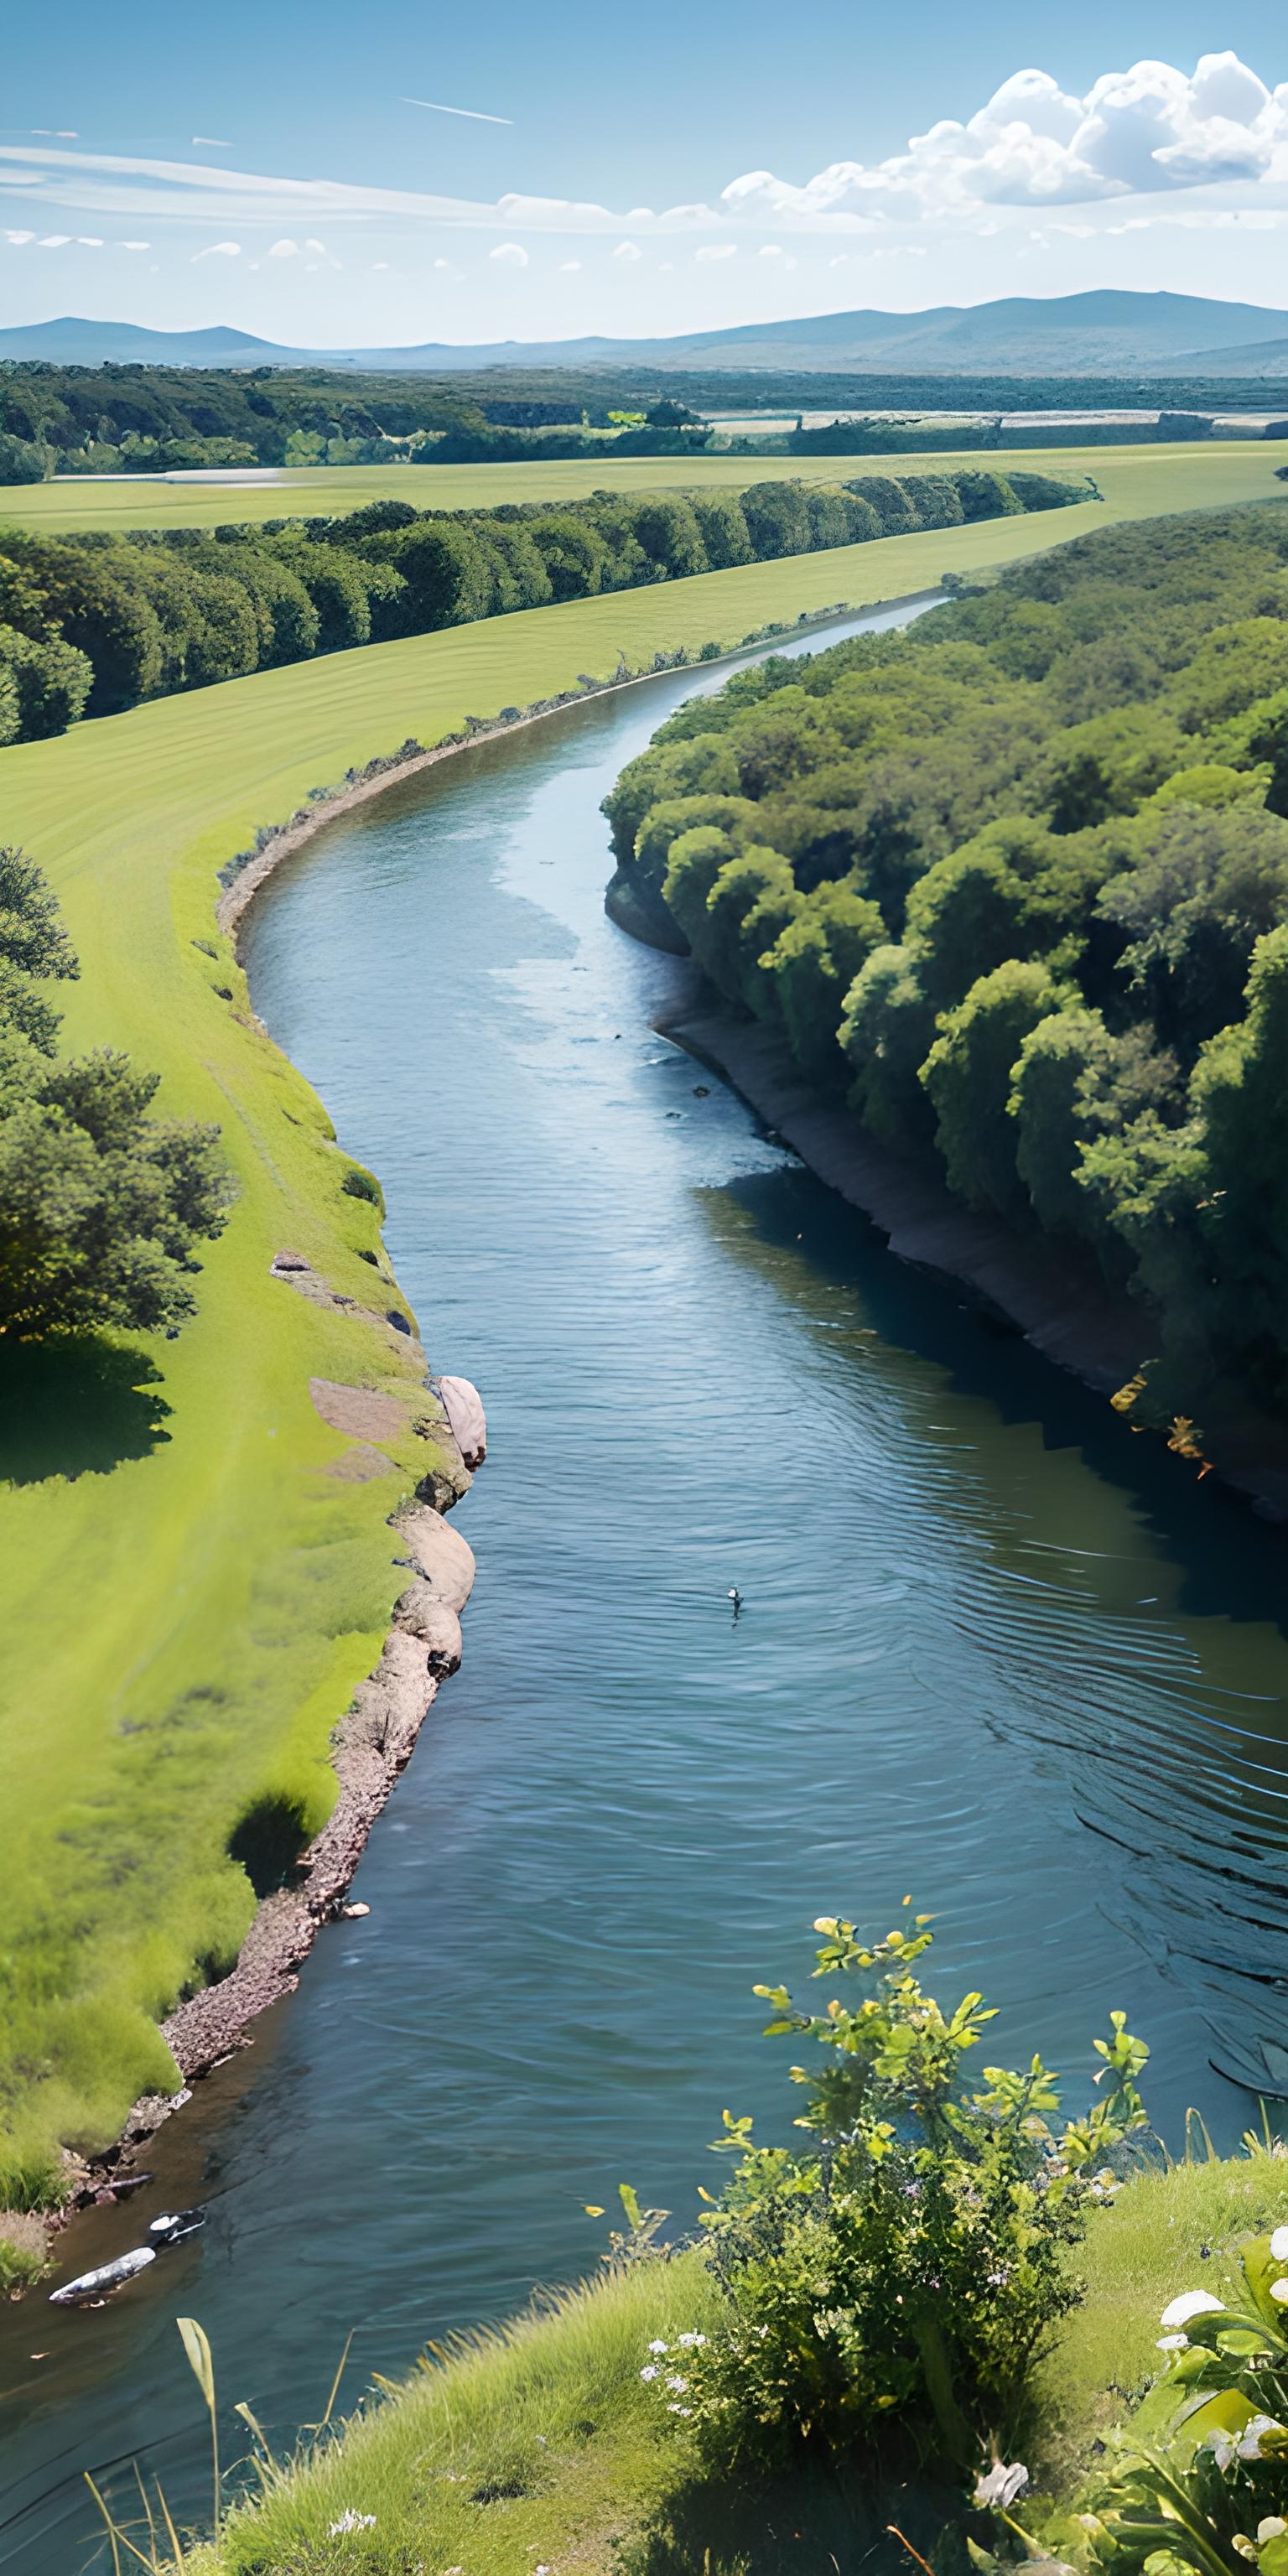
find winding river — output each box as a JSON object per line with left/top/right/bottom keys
{"left": 5, "top": 604, "right": 1288, "bottom": 2570}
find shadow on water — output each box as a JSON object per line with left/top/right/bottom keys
{"left": 0, "top": 1340, "right": 170, "bottom": 1485}
{"left": 710, "top": 1161, "right": 1288, "bottom": 1637}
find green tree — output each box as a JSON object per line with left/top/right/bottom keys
{"left": 1010, "top": 1009, "right": 1182, "bottom": 1242}
{"left": 0, "top": 1046, "right": 233, "bottom": 1336}
{"left": 660, "top": 824, "right": 738, "bottom": 952}
{"left": 271, "top": 540, "right": 375, "bottom": 651}
{"left": 740, "top": 480, "right": 812, "bottom": 559}
{"left": 763, "top": 880, "right": 886, "bottom": 1083}
{"left": 953, "top": 469, "right": 1021, "bottom": 522}
{"left": 603, "top": 735, "right": 741, "bottom": 860}
{"left": 10, "top": 541, "right": 164, "bottom": 710}
{"left": 921, "top": 958, "right": 1066, "bottom": 1213}
{"left": 1190, "top": 926, "right": 1288, "bottom": 1392}
{"left": 690, "top": 491, "right": 753, "bottom": 569}
{"left": 901, "top": 474, "right": 965, "bottom": 529}
{"left": 628, "top": 495, "right": 709, "bottom": 581}
{"left": 695, "top": 846, "right": 797, "bottom": 1000}
{"left": 380, "top": 518, "right": 492, "bottom": 632}
{"left": 839, "top": 943, "right": 938, "bottom": 1147}
{"left": 1097, "top": 802, "right": 1288, "bottom": 1050}
{"left": 636, "top": 792, "right": 760, "bottom": 901}
{"left": 0, "top": 626, "right": 92, "bottom": 739}
{"left": 843, "top": 475, "right": 921, "bottom": 536}
{"left": 527, "top": 511, "right": 610, "bottom": 601}
{"left": 904, "top": 814, "right": 1104, "bottom": 1011}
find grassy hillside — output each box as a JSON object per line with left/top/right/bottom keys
{"left": 0, "top": 437, "right": 1284, "bottom": 537}
{"left": 0, "top": 501, "right": 1117, "bottom": 2217}
{"left": 174, "top": 2152, "right": 1288, "bottom": 2576}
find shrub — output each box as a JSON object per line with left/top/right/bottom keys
{"left": 638, "top": 1905, "right": 1147, "bottom": 2477}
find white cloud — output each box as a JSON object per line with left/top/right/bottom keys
{"left": 371, "top": 259, "right": 390, "bottom": 270}
{"left": 4, "top": 228, "right": 34, "bottom": 244}
{"left": 76, "top": 234, "right": 103, "bottom": 246}
{"left": 0, "top": 51, "right": 1284, "bottom": 273}
{"left": 490, "top": 240, "right": 528, "bottom": 266}
{"left": 191, "top": 136, "right": 231, "bottom": 148}
{"left": 696, "top": 241, "right": 736, "bottom": 261}
{"left": 268, "top": 236, "right": 299, "bottom": 257}
{"left": 31, "top": 128, "right": 78, "bottom": 138}
{"left": 560, "top": 257, "right": 581, "bottom": 270}
{"left": 192, "top": 239, "right": 241, "bottom": 258}
{"left": 38, "top": 232, "right": 70, "bottom": 247}
{"left": 121, "top": 238, "right": 150, "bottom": 251}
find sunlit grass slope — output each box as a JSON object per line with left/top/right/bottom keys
{"left": 0, "top": 470, "right": 1259, "bottom": 2210}
{"left": 1, "top": 437, "right": 1284, "bottom": 534}
{"left": 181, "top": 2154, "right": 1288, "bottom": 2576}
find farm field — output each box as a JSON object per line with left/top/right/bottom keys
{"left": 1, "top": 438, "right": 1283, "bottom": 2217}
{"left": 0, "top": 435, "right": 1285, "bottom": 535}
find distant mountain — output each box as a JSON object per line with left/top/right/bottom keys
{"left": 0, "top": 317, "right": 297, "bottom": 365}
{"left": 3, "top": 291, "right": 1287, "bottom": 377}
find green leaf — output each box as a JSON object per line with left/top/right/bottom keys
{"left": 177, "top": 2316, "right": 216, "bottom": 2414}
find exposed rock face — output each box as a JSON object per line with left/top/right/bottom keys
{"left": 437, "top": 1374, "right": 487, "bottom": 1469}
{"left": 397, "top": 1505, "right": 476, "bottom": 1611}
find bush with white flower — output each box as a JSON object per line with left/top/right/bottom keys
{"left": 631, "top": 1904, "right": 1149, "bottom": 2478}
{"left": 1083, "top": 2225, "right": 1288, "bottom": 2576}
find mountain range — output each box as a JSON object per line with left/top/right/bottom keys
{"left": 3, "top": 290, "right": 1288, "bottom": 377}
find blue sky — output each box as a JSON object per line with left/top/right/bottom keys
{"left": 3, "top": 3, "right": 1288, "bottom": 347}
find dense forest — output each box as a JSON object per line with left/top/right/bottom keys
{"left": 0, "top": 465, "right": 1081, "bottom": 740}
{"left": 605, "top": 504, "right": 1288, "bottom": 1415}
{"left": 0, "top": 360, "right": 1283, "bottom": 482}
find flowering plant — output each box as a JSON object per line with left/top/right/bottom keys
{"left": 649, "top": 1903, "right": 1148, "bottom": 2476}
{"left": 1083, "top": 2231, "right": 1288, "bottom": 2576}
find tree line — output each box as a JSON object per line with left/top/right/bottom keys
{"left": 0, "top": 468, "right": 1083, "bottom": 740}
{"left": 604, "top": 503, "right": 1288, "bottom": 1416}
{"left": 0, "top": 845, "right": 231, "bottom": 1337}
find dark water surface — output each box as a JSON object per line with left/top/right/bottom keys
{"left": 6, "top": 605, "right": 1288, "bottom": 2567}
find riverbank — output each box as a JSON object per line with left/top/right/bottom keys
{"left": 654, "top": 998, "right": 1288, "bottom": 1522}
{"left": 180, "top": 2150, "right": 1288, "bottom": 2575}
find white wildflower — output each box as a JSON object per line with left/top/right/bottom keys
{"left": 328, "top": 2509, "right": 377, "bottom": 2534}
{"left": 1161, "top": 2290, "right": 1223, "bottom": 2329}
{"left": 677, "top": 2331, "right": 707, "bottom": 2349}
{"left": 647, "top": 2339, "right": 668, "bottom": 2354}
{"left": 666, "top": 2374, "right": 688, "bottom": 2392}
{"left": 1156, "top": 2333, "right": 1188, "bottom": 2353}
{"left": 1270, "top": 2280, "right": 1288, "bottom": 2306}
{"left": 1259, "top": 2520, "right": 1288, "bottom": 2542}
{"left": 666, "top": 2402, "right": 693, "bottom": 2415}
{"left": 640, "top": 2365, "right": 659, "bottom": 2381}
{"left": 1270, "top": 2228, "right": 1288, "bottom": 2262}
{"left": 974, "top": 2462, "right": 1030, "bottom": 2511}
{"left": 1239, "top": 2414, "right": 1284, "bottom": 2461}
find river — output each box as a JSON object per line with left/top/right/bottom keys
{"left": 4, "top": 603, "right": 1288, "bottom": 2569}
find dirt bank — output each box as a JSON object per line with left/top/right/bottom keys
{"left": 660, "top": 1000, "right": 1288, "bottom": 1524}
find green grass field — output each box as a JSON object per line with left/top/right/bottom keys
{"left": 1, "top": 454, "right": 1282, "bottom": 2227}
{"left": 172, "top": 2151, "right": 1288, "bottom": 2576}
{"left": 1, "top": 437, "right": 1285, "bottom": 535}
